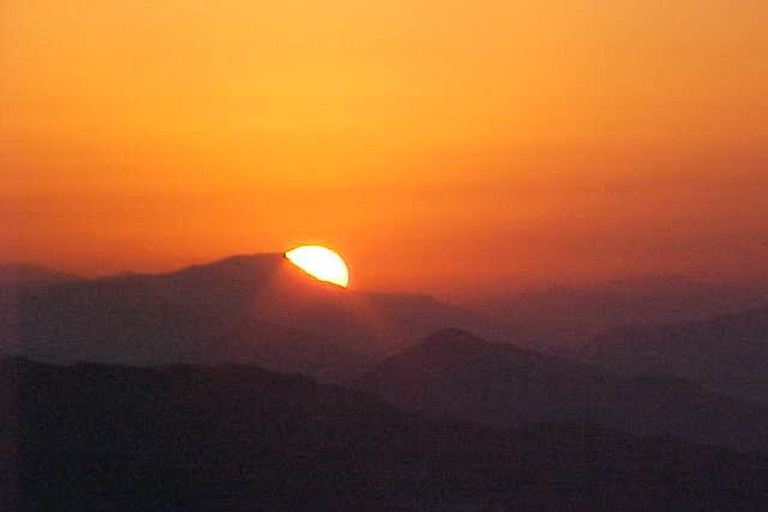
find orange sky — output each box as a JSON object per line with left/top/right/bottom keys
{"left": 2, "top": 0, "right": 767, "bottom": 297}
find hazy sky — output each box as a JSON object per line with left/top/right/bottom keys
{"left": 3, "top": 0, "right": 767, "bottom": 296}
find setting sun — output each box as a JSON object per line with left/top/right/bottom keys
{"left": 285, "top": 245, "right": 350, "bottom": 288}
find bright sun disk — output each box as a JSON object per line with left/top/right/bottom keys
{"left": 284, "top": 245, "right": 350, "bottom": 288}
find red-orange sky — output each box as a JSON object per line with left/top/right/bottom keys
{"left": 3, "top": 1, "right": 767, "bottom": 297}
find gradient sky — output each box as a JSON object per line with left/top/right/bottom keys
{"left": 3, "top": 0, "right": 767, "bottom": 297}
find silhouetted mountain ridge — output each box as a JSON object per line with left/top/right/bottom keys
{"left": 3, "top": 254, "right": 478, "bottom": 381}
{"left": 6, "top": 358, "right": 768, "bottom": 511}
{"left": 473, "top": 275, "right": 768, "bottom": 353}
{"left": 578, "top": 308, "right": 768, "bottom": 405}
{"left": 355, "top": 328, "right": 768, "bottom": 451}
{"left": 0, "top": 263, "right": 81, "bottom": 288}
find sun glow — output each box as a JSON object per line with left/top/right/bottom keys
{"left": 285, "top": 245, "right": 350, "bottom": 288}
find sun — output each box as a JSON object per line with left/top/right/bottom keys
{"left": 284, "top": 245, "right": 350, "bottom": 288}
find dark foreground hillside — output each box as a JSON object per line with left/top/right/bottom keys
{"left": 3, "top": 359, "right": 767, "bottom": 511}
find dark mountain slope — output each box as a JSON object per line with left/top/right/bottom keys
{"left": 0, "top": 264, "right": 82, "bottom": 358}
{"left": 354, "top": 328, "right": 768, "bottom": 451}
{"left": 4, "top": 358, "right": 766, "bottom": 511}
{"left": 7, "top": 254, "right": 476, "bottom": 380}
{"left": 473, "top": 276, "right": 768, "bottom": 353}
{"left": 0, "top": 263, "right": 81, "bottom": 289}
{"left": 577, "top": 308, "right": 768, "bottom": 404}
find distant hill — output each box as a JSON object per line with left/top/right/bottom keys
{"left": 5, "top": 358, "right": 767, "bottom": 511}
{"left": 577, "top": 308, "right": 768, "bottom": 405}
{"left": 4, "top": 254, "right": 477, "bottom": 380}
{"left": 472, "top": 275, "right": 768, "bottom": 353}
{"left": 0, "top": 263, "right": 81, "bottom": 288}
{"left": 0, "top": 264, "right": 82, "bottom": 359}
{"left": 354, "top": 328, "right": 768, "bottom": 451}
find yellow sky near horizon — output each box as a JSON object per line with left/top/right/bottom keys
{"left": 2, "top": 0, "right": 767, "bottom": 295}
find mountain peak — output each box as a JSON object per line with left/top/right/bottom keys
{"left": 168, "top": 253, "right": 284, "bottom": 276}
{"left": 157, "top": 252, "right": 341, "bottom": 294}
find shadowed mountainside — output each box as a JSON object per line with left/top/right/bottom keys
{"left": 3, "top": 255, "right": 478, "bottom": 381}
{"left": 354, "top": 328, "right": 768, "bottom": 451}
{"left": 0, "top": 264, "right": 83, "bottom": 358}
{"left": 0, "top": 264, "right": 81, "bottom": 289}
{"left": 474, "top": 276, "right": 768, "bottom": 353}
{"left": 5, "top": 358, "right": 767, "bottom": 512}
{"left": 576, "top": 309, "right": 768, "bottom": 405}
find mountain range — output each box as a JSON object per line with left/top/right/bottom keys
{"left": 576, "top": 308, "right": 768, "bottom": 405}
{"left": 474, "top": 275, "right": 768, "bottom": 352}
{"left": 4, "top": 255, "right": 768, "bottom": 453}
{"left": 2, "top": 255, "right": 477, "bottom": 381}
{"left": 354, "top": 328, "right": 768, "bottom": 451}
{"left": 6, "top": 358, "right": 768, "bottom": 512}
